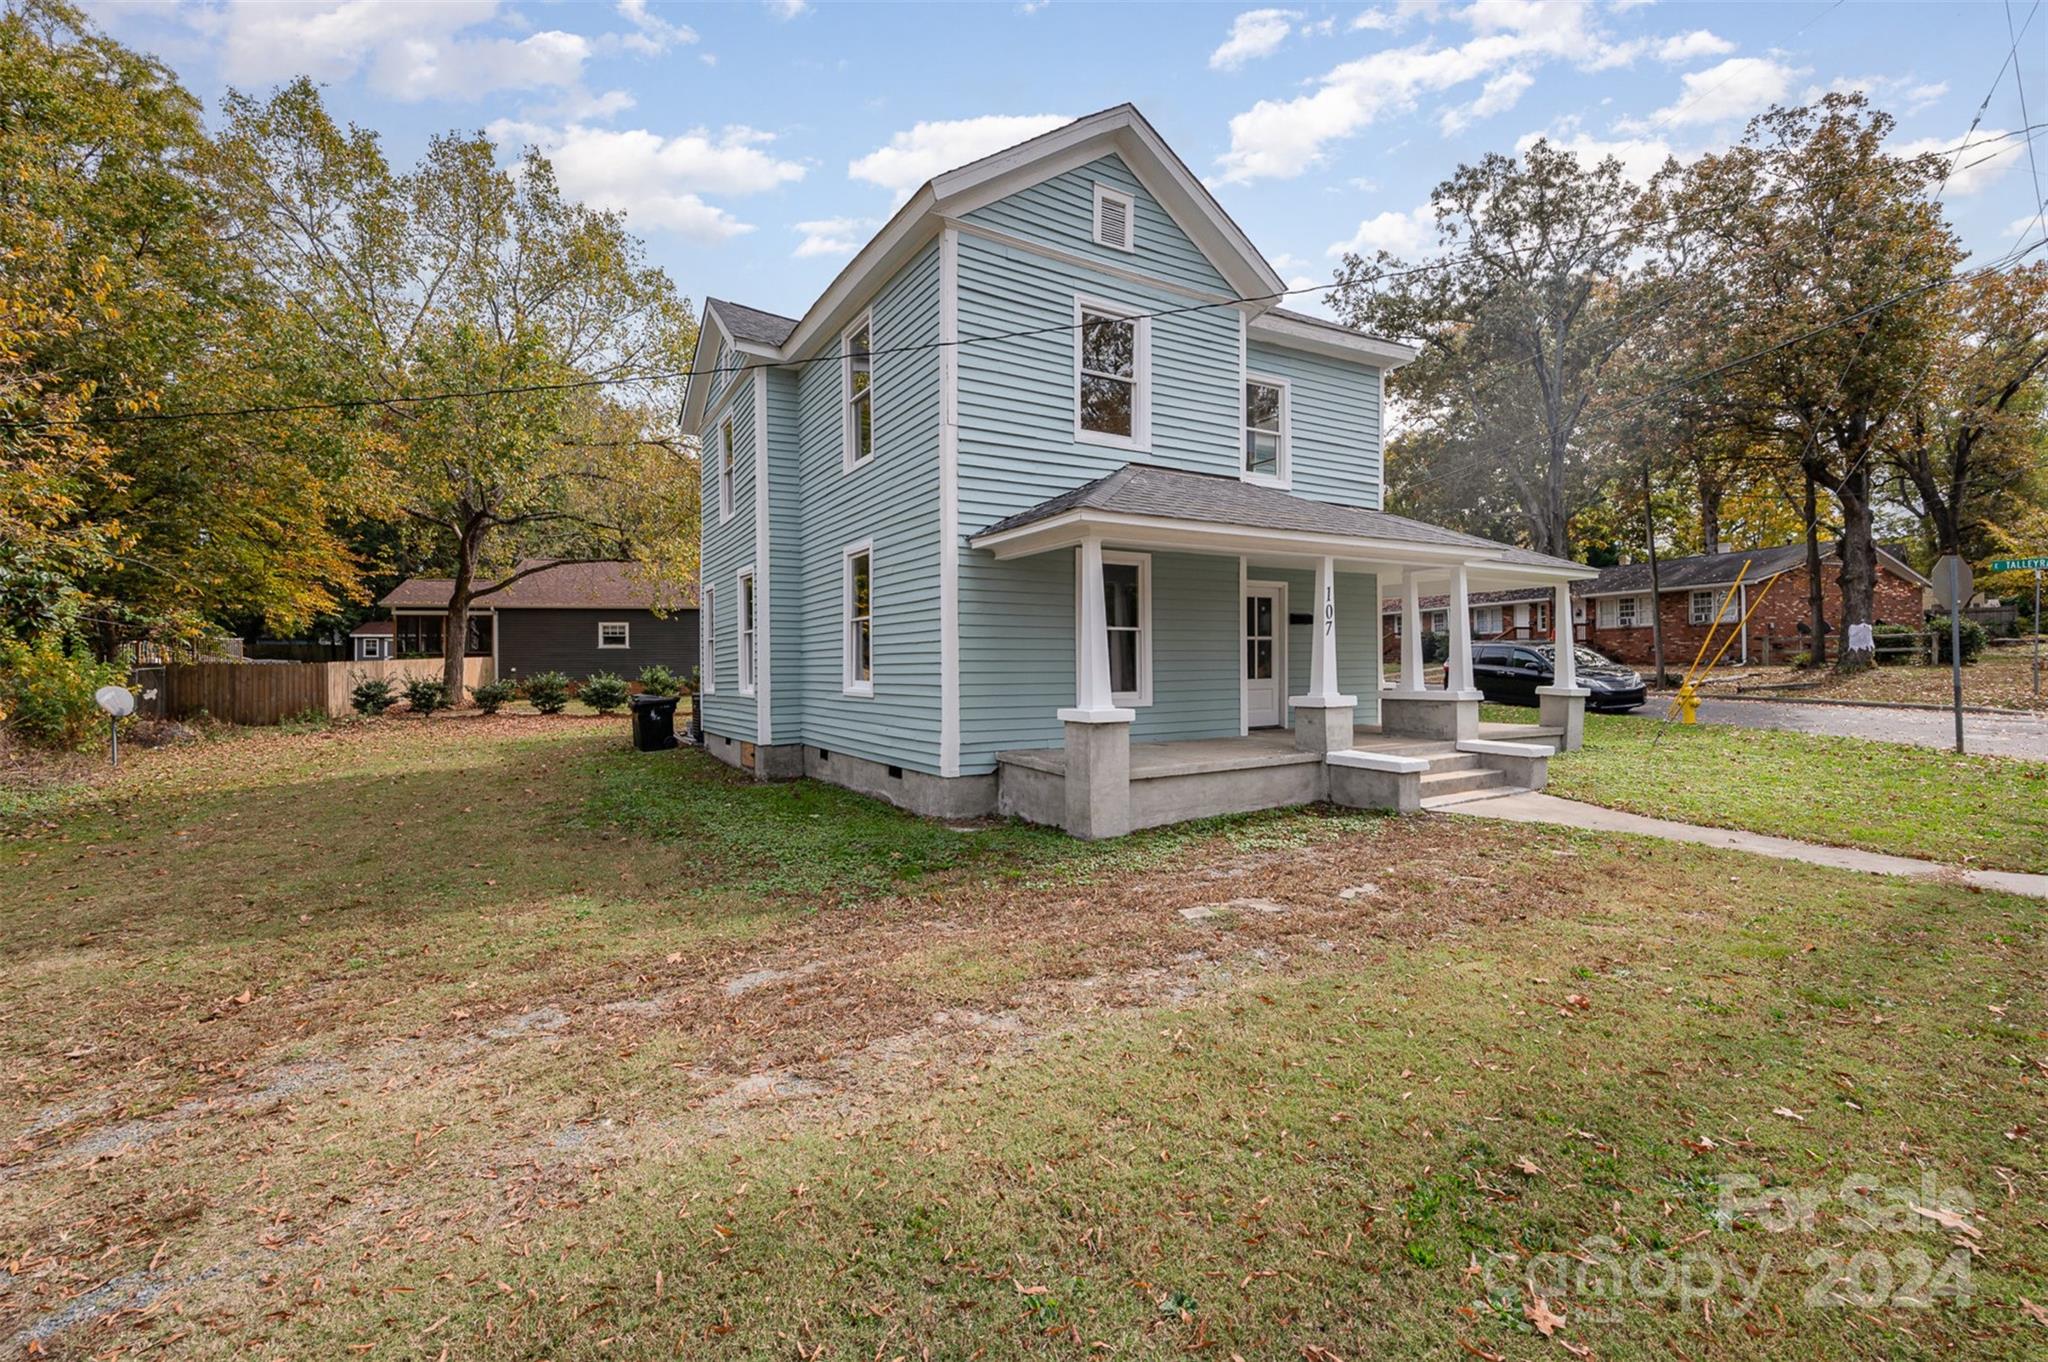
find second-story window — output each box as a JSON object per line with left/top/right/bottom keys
{"left": 718, "top": 417, "right": 735, "bottom": 521}
{"left": 843, "top": 316, "right": 873, "bottom": 471}
{"left": 1075, "top": 300, "right": 1148, "bottom": 449}
{"left": 1244, "top": 378, "right": 1286, "bottom": 484}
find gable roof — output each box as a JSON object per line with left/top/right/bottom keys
{"left": 971, "top": 464, "right": 1586, "bottom": 573}
{"left": 1581, "top": 541, "right": 1932, "bottom": 597}
{"left": 379, "top": 560, "right": 696, "bottom": 612}
{"left": 681, "top": 104, "right": 1417, "bottom": 432}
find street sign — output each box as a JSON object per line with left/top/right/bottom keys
{"left": 1989, "top": 556, "right": 2048, "bottom": 571}
{"left": 1931, "top": 555, "right": 1973, "bottom": 611}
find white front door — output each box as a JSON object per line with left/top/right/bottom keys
{"left": 1245, "top": 587, "right": 1281, "bottom": 727}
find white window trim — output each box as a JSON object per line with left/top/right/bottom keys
{"left": 701, "top": 586, "right": 716, "bottom": 694}
{"left": 842, "top": 540, "right": 875, "bottom": 698}
{"left": 1241, "top": 373, "right": 1291, "bottom": 489}
{"left": 717, "top": 417, "right": 735, "bottom": 524}
{"left": 1473, "top": 605, "right": 1503, "bottom": 636}
{"left": 1091, "top": 182, "right": 1136, "bottom": 253}
{"left": 841, "top": 311, "right": 875, "bottom": 474}
{"left": 1074, "top": 548, "right": 1152, "bottom": 708}
{"left": 1690, "top": 589, "right": 1733, "bottom": 626}
{"left": 1072, "top": 295, "right": 1151, "bottom": 452}
{"left": 597, "top": 620, "right": 631, "bottom": 650}
{"left": 736, "top": 567, "right": 756, "bottom": 696}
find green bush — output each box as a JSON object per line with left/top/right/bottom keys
{"left": 350, "top": 676, "right": 397, "bottom": 715}
{"left": 580, "top": 671, "right": 630, "bottom": 714}
{"left": 0, "top": 634, "right": 126, "bottom": 749}
{"left": 469, "top": 678, "right": 518, "bottom": 714}
{"left": 402, "top": 677, "right": 447, "bottom": 715}
{"left": 636, "top": 663, "right": 680, "bottom": 696}
{"left": 522, "top": 670, "right": 571, "bottom": 715}
{"left": 1929, "top": 616, "right": 1986, "bottom": 665}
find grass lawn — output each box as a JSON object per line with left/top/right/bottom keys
{"left": 1725, "top": 650, "right": 2046, "bottom": 711}
{"left": 1482, "top": 705, "right": 2048, "bottom": 874}
{"left": 2, "top": 716, "right": 2043, "bottom": 1359}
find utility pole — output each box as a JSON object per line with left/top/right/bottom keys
{"left": 1643, "top": 462, "right": 1667, "bottom": 687}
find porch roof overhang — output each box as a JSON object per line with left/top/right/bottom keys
{"left": 967, "top": 464, "right": 1598, "bottom": 582}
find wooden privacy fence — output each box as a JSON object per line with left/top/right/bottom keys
{"left": 158, "top": 657, "right": 494, "bottom": 726}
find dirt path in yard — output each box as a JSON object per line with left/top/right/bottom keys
{"left": 3, "top": 816, "right": 1602, "bottom": 1354}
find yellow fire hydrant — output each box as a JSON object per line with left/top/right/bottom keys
{"left": 1675, "top": 681, "right": 1701, "bottom": 724}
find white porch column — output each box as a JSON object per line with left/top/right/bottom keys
{"left": 1537, "top": 578, "right": 1589, "bottom": 752}
{"left": 1399, "top": 572, "right": 1424, "bottom": 691}
{"left": 1553, "top": 581, "right": 1577, "bottom": 689}
{"left": 1060, "top": 536, "right": 1132, "bottom": 723}
{"left": 1290, "top": 555, "right": 1357, "bottom": 755}
{"left": 1058, "top": 535, "right": 1132, "bottom": 840}
{"left": 1445, "top": 564, "right": 1476, "bottom": 694}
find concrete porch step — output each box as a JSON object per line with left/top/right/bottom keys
{"left": 1418, "top": 767, "right": 1507, "bottom": 797}
{"left": 1421, "top": 784, "right": 1531, "bottom": 811}
{"left": 1421, "top": 750, "right": 1484, "bottom": 773}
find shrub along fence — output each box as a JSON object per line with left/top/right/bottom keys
{"left": 154, "top": 657, "right": 493, "bottom": 725}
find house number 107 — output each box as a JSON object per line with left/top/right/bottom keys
{"left": 1323, "top": 585, "right": 1335, "bottom": 635}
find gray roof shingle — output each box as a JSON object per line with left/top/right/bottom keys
{"left": 380, "top": 560, "right": 696, "bottom": 611}
{"left": 706, "top": 297, "right": 799, "bottom": 348}
{"left": 972, "top": 464, "right": 1583, "bottom": 571}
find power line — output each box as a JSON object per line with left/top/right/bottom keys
{"left": 6, "top": 123, "right": 2041, "bottom": 436}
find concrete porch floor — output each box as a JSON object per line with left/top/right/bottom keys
{"left": 996, "top": 721, "right": 1562, "bottom": 777}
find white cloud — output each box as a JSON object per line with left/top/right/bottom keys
{"left": 1018, "top": 0, "right": 1051, "bottom": 11}
{"left": 849, "top": 113, "right": 1072, "bottom": 200}
{"left": 1209, "top": 9, "right": 1299, "bottom": 71}
{"left": 486, "top": 122, "right": 805, "bottom": 240}
{"left": 615, "top": 0, "right": 697, "bottom": 55}
{"left": 1808, "top": 74, "right": 1949, "bottom": 115}
{"left": 1655, "top": 29, "right": 1733, "bottom": 63}
{"left": 1327, "top": 204, "right": 1437, "bottom": 260}
{"left": 765, "top": 0, "right": 810, "bottom": 18}
{"left": 1641, "top": 56, "right": 1801, "bottom": 128}
{"left": 1514, "top": 126, "right": 1689, "bottom": 185}
{"left": 1217, "top": 1, "right": 1653, "bottom": 183}
{"left": 793, "top": 215, "right": 879, "bottom": 259}
{"left": 1895, "top": 127, "right": 2024, "bottom": 196}
{"left": 1441, "top": 67, "right": 1534, "bottom": 134}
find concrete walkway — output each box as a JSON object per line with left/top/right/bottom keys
{"left": 1429, "top": 788, "right": 2048, "bottom": 900}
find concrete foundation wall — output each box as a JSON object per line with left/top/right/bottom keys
{"left": 801, "top": 744, "right": 996, "bottom": 819}
{"left": 1128, "top": 759, "right": 1323, "bottom": 830}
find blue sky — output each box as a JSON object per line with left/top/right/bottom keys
{"left": 91, "top": 1, "right": 2047, "bottom": 323}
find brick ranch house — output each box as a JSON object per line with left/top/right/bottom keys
{"left": 1382, "top": 541, "right": 1933, "bottom": 668}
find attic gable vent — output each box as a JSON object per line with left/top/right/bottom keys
{"left": 1093, "top": 184, "right": 1135, "bottom": 253}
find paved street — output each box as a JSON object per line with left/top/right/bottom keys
{"left": 1624, "top": 696, "right": 2048, "bottom": 760}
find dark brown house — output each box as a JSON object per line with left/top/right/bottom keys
{"left": 374, "top": 561, "right": 699, "bottom": 683}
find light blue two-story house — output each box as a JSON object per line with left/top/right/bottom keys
{"left": 683, "top": 106, "right": 1595, "bottom": 838}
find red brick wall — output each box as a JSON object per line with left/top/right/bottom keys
{"left": 1580, "top": 564, "right": 1927, "bottom": 666}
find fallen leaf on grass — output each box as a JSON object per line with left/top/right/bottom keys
{"left": 1525, "top": 1294, "right": 1566, "bottom": 1337}
{"left": 1909, "top": 1204, "right": 1981, "bottom": 1239}
{"left": 1771, "top": 1106, "right": 1806, "bottom": 1123}
{"left": 1514, "top": 1157, "right": 1542, "bottom": 1177}
{"left": 2020, "top": 1298, "right": 2048, "bottom": 1326}
{"left": 1456, "top": 1339, "right": 1506, "bottom": 1361}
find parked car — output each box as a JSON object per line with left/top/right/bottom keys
{"left": 1471, "top": 643, "right": 1647, "bottom": 712}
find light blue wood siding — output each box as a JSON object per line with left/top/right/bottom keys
{"left": 1248, "top": 340, "right": 1382, "bottom": 509}
{"left": 765, "top": 365, "right": 804, "bottom": 744}
{"left": 966, "top": 153, "right": 1229, "bottom": 296}
{"left": 787, "top": 241, "right": 945, "bottom": 772}
{"left": 699, "top": 371, "right": 757, "bottom": 740}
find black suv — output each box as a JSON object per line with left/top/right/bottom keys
{"left": 1471, "top": 643, "right": 1647, "bottom": 712}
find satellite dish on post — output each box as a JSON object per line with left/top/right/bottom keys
{"left": 95, "top": 685, "right": 136, "bottom": 719}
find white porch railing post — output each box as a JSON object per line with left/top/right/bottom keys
{"left": 1553, "top": 581, "right": 1577, "bottom": 690}
{"left": 1309, "top": 555, "right": 1340, "bottom": 702}
{"left": 1400, "top": 573, "right": 1423, "bottom": 691}
{"left": 1290, "top": 554, "right": 1357, "bottom": 756}
{"left": 1446, "top": 565, "right": 1476, "bottom": 694}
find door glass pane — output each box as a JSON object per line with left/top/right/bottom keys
{"left": 1254, "top": 638, "right": 1273, "bottom": 679}
{"left": 1255, "top": 597, "right": 1272, "bottom": 634}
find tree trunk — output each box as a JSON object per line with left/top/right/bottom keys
{"left": 1643, "top": 462, "right": 1667, "bottom": 686}
{"left": 1833, "top": 464, "right": 1879, "bottom": 672}
{"left": 1804, "top": 473, "right": 1826, "bottom": 669}
{"left": 441, "top": 517, "right": 485, "bottom": 703}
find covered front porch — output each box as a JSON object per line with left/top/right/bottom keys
{"left": 967, "top": 465, "right": 1596, "bottom": 839}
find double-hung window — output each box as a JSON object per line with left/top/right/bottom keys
{"left": 1243, "top": 377, "right": 1287, "bottom": 484}
{"left": 737, "top": 570, "right": 756, "bottom": 695}
{"left": 1689, "top": 589, "right": 1731, "bottom": 626}
{"left": 1075, "top": 299, "right": 1148, "bottom": 449}
{"left": 843, "top": 544, "right": 873, "bottom": 696}
{"left": 843, "top": 315, "right": 873, "bottom": 471}
{"left": 718, "top": 417, "right": 735, "bottom": 521}
{"left": 1079, "top": 550, "right": 1151, "bottom": 707}
{"left": 1614, "top": 595, "right": 1642, "bottom": 628}
{"left": 1474, "top": 605, "right": 1503, "bottom": 636}
{"left": 598, "top": 620, "right": 630, "bottom": 649}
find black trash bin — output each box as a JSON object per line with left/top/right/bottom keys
{"left": 629, "top": 694, "right": 680, "bottom": 752}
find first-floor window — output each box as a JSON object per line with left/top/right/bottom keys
{"left": 396, "top": 615, "right": 443, "bottom": 657}
{"left": 843, "top": 545, "right": 873, "bottom": 695}
{"left": 1604, "top": 594, "right": 1645, "bottom": 629}
{"left": 1474, "top": 605, "right": 1503, "bottom": 636}
{"left": 598, "top": 620, "right": 630, "bottom": 649}
{"left": 1690, "top": 589, "right": 1731, "bottom": 625}
{"left": 737, "top": 570, "right": 756, "bottom": 694}
{"left": 1086, "top": 550, "right": 1151, "bottom": 706}
{"left": 701, "top": 587, "right": 716, "bottom": 694}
